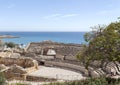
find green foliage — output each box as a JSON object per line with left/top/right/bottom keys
{"left": 0, "top": 72, "right": 6, "bottom": 85}
{"left": 5, "top": 42, "right": 16, "bottom": 48}
{"left": 43, "top": 77, "right": 120, "bottom": 85}
{"left": 15, "top": 83, "right": 29, "bottom": 85}
{"left": 77, "top": 21, "right": 120, "bottom": 69}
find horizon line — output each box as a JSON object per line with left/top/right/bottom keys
{"left": 0, "top": 31, "right": 89, "bottom": 32}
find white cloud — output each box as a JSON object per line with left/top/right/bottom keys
{"left": 42, "top": 14, "right": 79, "bottom": 20}
{"left": 61, "top": 14, "right": 79, "bottom": 18}
{"left": 43, "top": 14, "right": 62, "bottom": 19}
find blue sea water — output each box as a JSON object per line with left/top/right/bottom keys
{"left": 0, "top": 32, "right": 86, "bottom": 45}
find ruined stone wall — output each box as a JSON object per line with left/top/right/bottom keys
{"left": 4, "top": 72, "right": 26, "bottom": 80}
{"left": 0, "top": 57, "right": 39, "bottom": 80}
{"left": 0, "top": 57, "right": 38, "bottom": 69}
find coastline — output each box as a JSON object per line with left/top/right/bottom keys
{"left": 0, "top": 32, "right": 85, "bottom": 45}
{"left": 0, "top": 35, "right": 20, "bottom": 38}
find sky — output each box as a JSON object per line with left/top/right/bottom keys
{"left": 0, "top": 0, "right": 120, "bottom": 32}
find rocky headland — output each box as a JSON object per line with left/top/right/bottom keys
{"left": 0, "top": 35, "right": 19, "bottom": 38}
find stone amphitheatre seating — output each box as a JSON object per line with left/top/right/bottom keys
{"left": 89, "top": 61, "right": 120, "bottom": 77}
{"left": 44, "top": 60, "right": 120, "bottom": 78}
{"left": 44, "top": 60, "right": 89, "bottom": 76}
{"left": 26, "top": 41, "right": 83, "bottom": 60}
{"left": 10, "top": 41, "right": 120, "bottom": 79}
{"left": 103, "top": 62, "right": 120, "bottom": 75}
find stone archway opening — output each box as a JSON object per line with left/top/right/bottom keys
{"left": 39, "top": 61, "right": 45, "bottom": 65}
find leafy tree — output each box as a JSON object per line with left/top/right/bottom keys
{"left": 5, "top": 42, "right": 16, "bottom": 48}
{"left": 77, "top": 21, "right": 120, "bottom": 69}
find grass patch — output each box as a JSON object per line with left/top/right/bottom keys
{"left": 43, "top": 77, "right": 120, "bottom": 85}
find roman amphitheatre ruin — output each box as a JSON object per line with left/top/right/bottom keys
{"left": 0, "top": 40, "right": 120, "bottom": 83}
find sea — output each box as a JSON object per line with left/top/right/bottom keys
{"left": 0, "top": 32, "right": 86, "bottom": 46}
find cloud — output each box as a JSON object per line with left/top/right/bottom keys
{"left": 42, "top": 14, "right": 79, "bottom": 20}
{"left": 43, "top": 14, "right": 61, "bottom": 19}
{"left": 61, "top": 14, "right": 79, "bottom": 18}
{"left": 8, "top": 4, "right": 15, "bottom": 9}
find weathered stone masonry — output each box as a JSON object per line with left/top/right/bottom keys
{"left": 0, "top": 57, "right": 38, "bottom": 80}
{"left": 26, "top": 41, "right": 84, "bottom": 61}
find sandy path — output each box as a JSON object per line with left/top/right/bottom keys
{"left": 8, "top": 66, "right": 85, "bottom": 85}
{"left": 28, "top": 66, "right": 85, "bottom": 81}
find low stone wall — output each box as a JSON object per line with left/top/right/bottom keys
{"left": 89, "top": 68, "right": 106, "bottom": 78}
{"left": 44, "top": 61, "right": 88, "bottom": 76}
{"left": 4, "top": 72, "right": 26, "bottom": 80}
{"left": 0, "top": 57, "right": 38, "bottom": 68}
{"left": 25, "top": 66, "right": 38, "bottom": 73}
{"left": 26, "top": 75, "right": 56, "bottom": 82}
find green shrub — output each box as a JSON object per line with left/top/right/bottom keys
{"left": 5, "top": 42, "right": 16, "bottom": 48}
{"left": 15, "top": 83, "right": 28, "bottom": 85}
{"left": 106, "top": 77, "right": 120, "bottom": 85}
{"left": 0, "top": 72, "right": 6, "bottom": 85}
{"left": 15, "top": 83, "right": 30, "bottom": 85}
{"left": 43, "top": 77, "right": 120, "bottom": 85}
